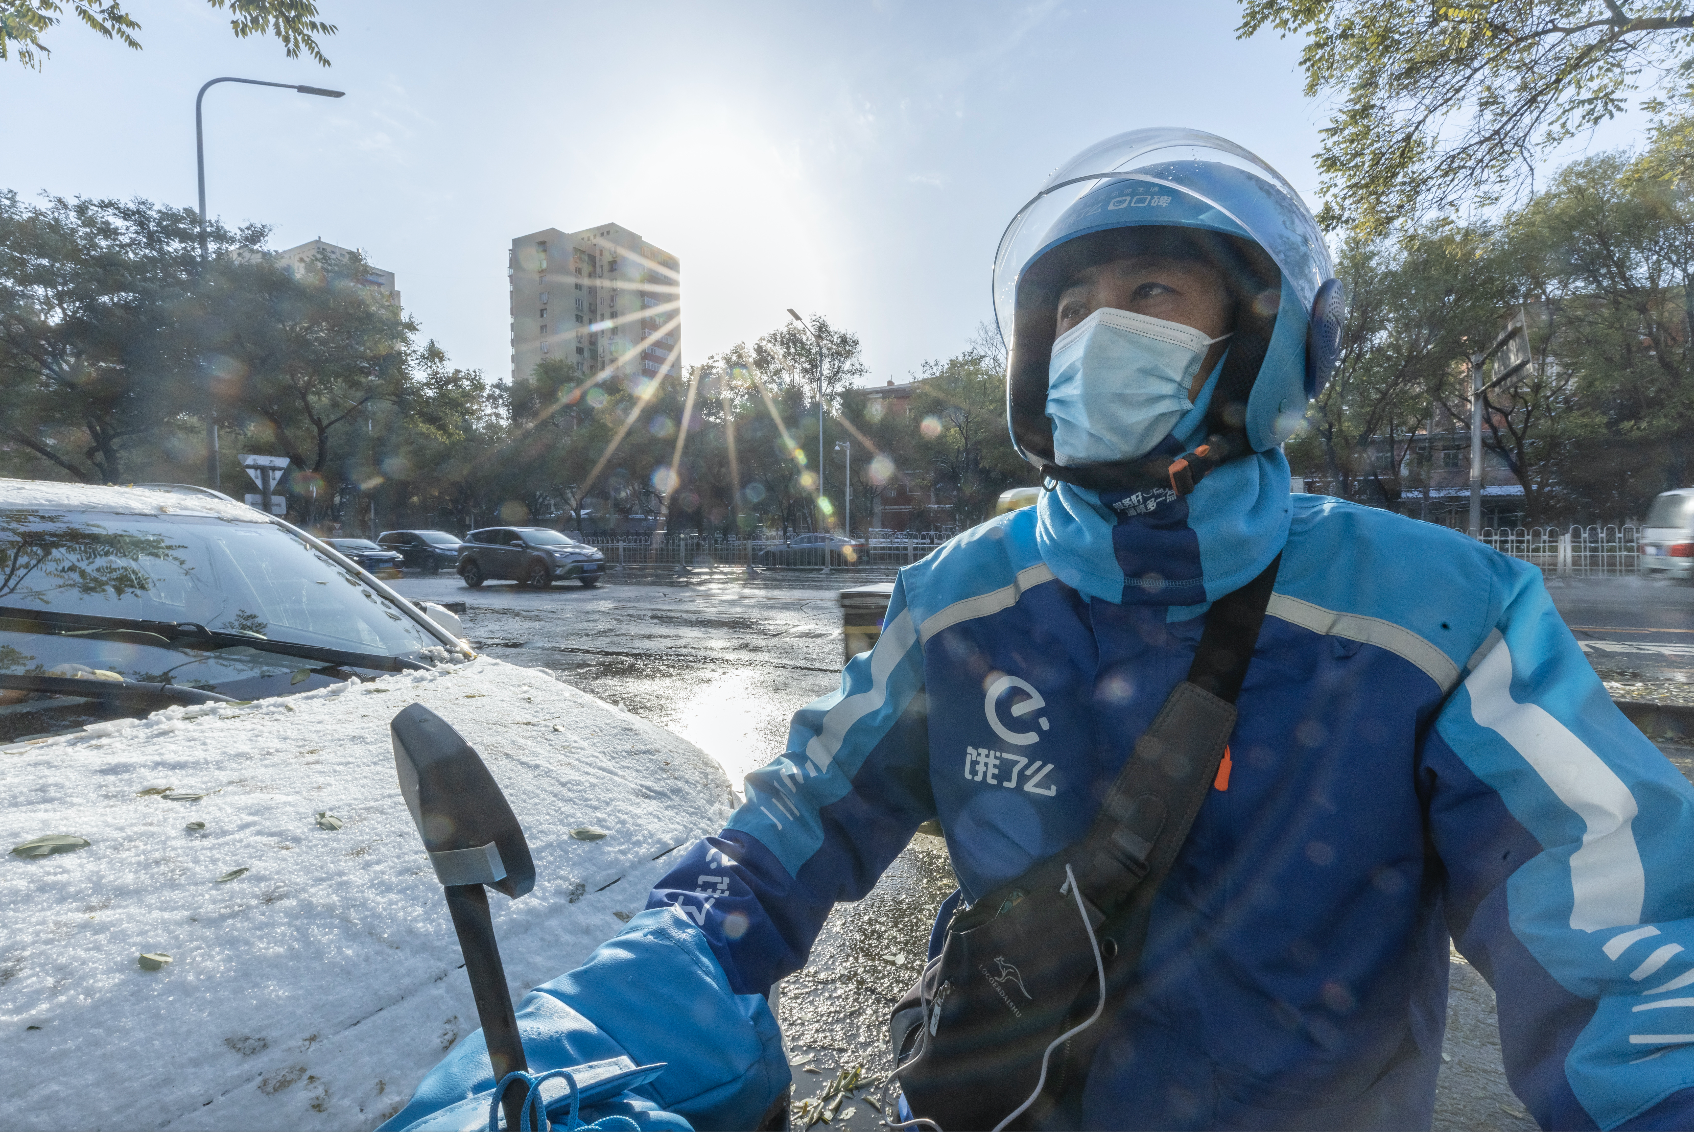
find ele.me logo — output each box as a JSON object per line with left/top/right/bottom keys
{"left": 984, "top": 674, "right": 1049, "bottom": 746}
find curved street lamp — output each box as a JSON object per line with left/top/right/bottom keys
{"left": 196, "top": 77, "right": 345, "bottom": 487}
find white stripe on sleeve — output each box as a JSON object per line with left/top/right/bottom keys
{"left": 803, "top": 609, "right": 918, "bottom": 776}
{"left": 1467, "top": 640, "right": 1645, "bottom": 932}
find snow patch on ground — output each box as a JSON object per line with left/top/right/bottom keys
{"left": 0, "top": 657, "right": 733, "bottom": 1130}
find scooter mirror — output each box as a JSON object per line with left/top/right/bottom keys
{"left": 391, "top": 703, "right": 535, "bottom": 899}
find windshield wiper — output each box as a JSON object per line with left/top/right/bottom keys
{"left": 0, "top": 673, "right": 238, "bottom": 706}
{"left": 0, "top": 607, "right": 429, "bottom": 673}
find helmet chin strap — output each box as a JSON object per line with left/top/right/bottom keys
{"left": 1039, "top": 429, "right": 1246, "bottom": 498}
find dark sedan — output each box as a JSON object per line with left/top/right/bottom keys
{"left": 457, "top": 527, "right": 604, "bottom": 588}
{"left": 377, "top": 529, "right": 462, "bottom": 573}
{"left": 325, "top": 538, "right": 405, "bottom": 578}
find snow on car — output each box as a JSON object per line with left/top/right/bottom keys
{"left": 1, "top": 655, "right": 735, "bottom": 1131}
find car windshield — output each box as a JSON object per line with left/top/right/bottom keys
{"left": 416, "top": 531, "right": 460, "bottom": 545}
{"left": 330, "top": 538, "right": 382, "bottom": 551}
{"left": 1646, "top": 495, "right": 1694, "bottom": 529}
{"left": 521, "top": 529, "right": 574, "bottom": 546}
{"left": 1, "top": 509, "right": 445, "bottom": 669}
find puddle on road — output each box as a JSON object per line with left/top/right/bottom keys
{"left": 665, "top": 672, "right": 779, "bottom": 786}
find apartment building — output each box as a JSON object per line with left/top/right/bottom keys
{"left": 509, "top": 223, "right": 680, "bottom": 389}
{"left": 274, "top": 239, "right": 401, "bottom": 308}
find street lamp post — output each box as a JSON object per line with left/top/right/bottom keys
{"left": 836, "top": 440, "right": 851, "bottom": 539}
{"left": 786, "top": 309, "right": 825, "bottom": 528}
{"left": 196, "top": 77, "right": 344, "bottom": 487}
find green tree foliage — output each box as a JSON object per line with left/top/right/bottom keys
{"left": 1289, "top": 124, "right": 1694, "bottom": 524}
{"left": 0, "top": 191, "right": 265, "bottom": 482}
{"left": 194, "top": 249, "right": 412, "bottom": 484}
{"left": 1239, "top": 1, "right": 1694, "bottom": 236}
{"left": 3, "top": 0, "right": 335, "bottom": 68}
{"left": 1506, "top": 149, "right": 1694, "bottom": 514}
{"left": 908, "top": 349, "right": 1030, "bottom": 528}
{"left": 1290, "top": 225, "right": 1507, "bottom": 505}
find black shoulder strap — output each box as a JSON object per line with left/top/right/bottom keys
{"left": 1073, "top": 552, "right": 1281, "bottom": 921}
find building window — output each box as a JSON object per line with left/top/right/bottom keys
{"left": 539, "top": 308, "right": 547, "bottom": 318}
{"left": 540, "top": 324, "right": 547, "bottom": 334}
{"left": 1443, "top": 448, "right": 1461, "bottom": 468}
{"left": 540, "top": 291, "right": 549, "bottom": 303}
{"left": 541, "top": 342, "right": 549, "bottom": 353}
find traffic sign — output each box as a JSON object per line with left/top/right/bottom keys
{"left": 239, "top": 453, "right": 290, "bottom": 491}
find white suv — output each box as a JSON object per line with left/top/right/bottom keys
{"left": 1641, "top": 489, "right": 1694, "bottom": 581}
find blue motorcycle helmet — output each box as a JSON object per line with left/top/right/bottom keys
{"left": 993, "top": 127, "right": 1344, "bottom": 491}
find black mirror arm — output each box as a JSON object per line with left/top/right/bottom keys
{"left": 445, "top": 883, "right": 529, "bottom": 1131}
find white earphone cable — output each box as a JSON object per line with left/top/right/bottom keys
{"left": 990, "top": 864, "right": 1108, "bottom": 1132}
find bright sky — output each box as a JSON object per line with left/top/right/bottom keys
{"left": 0, "top": 0, "right": 1656, "bottom": 390}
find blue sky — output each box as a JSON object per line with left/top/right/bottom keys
{"left": 0, "top": 0, "right": 1654, "bottom": 389}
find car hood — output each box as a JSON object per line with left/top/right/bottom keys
{"left": 0, "top": 656, "right": 734, "bottom": 1129}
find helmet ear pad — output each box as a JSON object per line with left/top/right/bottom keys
{"left": 1306, "top": 278, "right": 1346, "bottom": 399}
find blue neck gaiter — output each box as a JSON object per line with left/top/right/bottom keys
{"left": 1034, "top": 437, "right": 1292, "bottom": 609}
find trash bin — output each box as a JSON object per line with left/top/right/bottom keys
{"left": 838, "top": 582, "right": 895, "bottom": 664}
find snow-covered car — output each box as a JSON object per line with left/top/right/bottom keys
{"left": 0, "top": 479, "right": 469, "bottom": 744}
{"left": 1, "top": 645, "right": 735, "bottom": 1130}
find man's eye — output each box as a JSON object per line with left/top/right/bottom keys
{"left": 1059, "top": 301, "right": 1089, "bottom": 323}
{"left": 1133, "top": 282, "right": 1175, "bottom": 300}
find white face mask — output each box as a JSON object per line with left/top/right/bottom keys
{"left": 1045, "top": 307, "right": 1231, "bottom": 467}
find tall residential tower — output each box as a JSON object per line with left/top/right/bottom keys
{"left": 509, "top": 223, "right": 680, "bottom": 390}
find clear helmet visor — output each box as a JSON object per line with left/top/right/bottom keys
{"left": 991, "top": 127, "right": 1332, "bottom": 344}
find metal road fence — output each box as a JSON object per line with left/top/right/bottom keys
{"left": 575, "top": 525, "right": 1648, "bottom": 578}
{"left": 1475, "top": 525, "right": 1640, "bottom": 578}
{"left": 576, "top": 533, "right": 953, "bottom": 571}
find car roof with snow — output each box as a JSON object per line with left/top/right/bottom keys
{"left": 1, "top": 477, "right": 269, "bottom": 522}
{"left": 2, "top": 656, "right": 733, "bottom": 1129}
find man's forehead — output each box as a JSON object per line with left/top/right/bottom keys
{"left": 1060, "top": 253, "right": 1222, "bottom": 292}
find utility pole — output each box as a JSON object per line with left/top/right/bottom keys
{"left": 836, "top": 441, "right": 851, "bottom": 538}
{"left": 1466, "top": 311, "right": 1532, "bottom": 537}
{"left": 786, "top": 309, "right": 826, "bottom": 529}
{"left": 1468, "top": 352, "right": 1485, "bottom": 537}
{"left": 196, "top": 76, "right": 344, "bottom": 489}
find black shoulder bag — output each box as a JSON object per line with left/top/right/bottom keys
{"left": 891, "top": 555, "right": 1280, "bottom": 1132}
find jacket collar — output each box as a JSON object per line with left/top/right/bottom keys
{"left": 1034, "top": 442, "right": 1292, "bottom": 607}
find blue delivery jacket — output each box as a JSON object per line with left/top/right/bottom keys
{"left": 387, "top": 462, "right": 1694, "bottom": 1132}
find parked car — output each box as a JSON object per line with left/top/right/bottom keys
{"left": 324, "top": 538, "right": 405, "bottom": 578}
{"left": 0, "top": 478, "right": 468, "bottom": 744}
{"left": 457, "top": 527, "right": 604, "bottom": 588}
{"left": 377, "top": 529, "right": 463, "bottom": 573}
{"left": 759, "top": 531, "right": 867, "bottom": 567}
{"left": 1641, "top": 489, "right": 1694, "bottom": 581}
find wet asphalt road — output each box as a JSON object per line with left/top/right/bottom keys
{"left": 387, "top": 566, "right": 1681, "bottom": 1132}
{"left": 1551, "top": 577, "right": 1694, "bottom": 704}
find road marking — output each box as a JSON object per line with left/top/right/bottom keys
{"left": 1569, "top": 626, "right": 1694, "bottom": 635}
{"left": 1579, "top": 640, "right": 1694, "bottom": 658}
